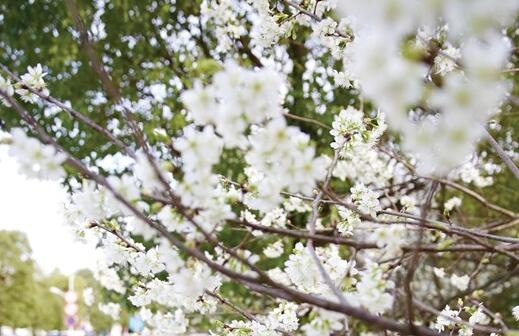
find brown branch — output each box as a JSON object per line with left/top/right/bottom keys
{"left": 235, "top": 219, "right": 519, "bottom": 253}
{"left": 63, "top": 2, "right": 269, "bottom": 280}
{"left": 403, "top": 181, "right": 439, "bottom": 333}
{"left": 380, "top": 145, "right": 517, "bottom": 218}
{"left": 89, "top": 222, "right": 143, "bottom": 252}
{"left": 66, "top": 0, "right": 150, "bottom": 153}
{"left": 283, "top": 112, "right": 331, "bottom": 129}
{"left": 280, "top": 0, "right": 353, "bottom": 41}
{"left": 396, "top": 290, "right": 505, "bottom": 335}
{"left": 0, "top": 88, "right": 445, "bottom": 336}
{"left": 205, "top": 291, "right": 295, "bottom": 336}
{"left": 306, "top": 140, "right": 347, "bottom": 305}
{"left": 427, "top": 177, "right": 517, "bottom": 218}
{"left": 483, "top": 127, "right": 519, "bottom": 180}
{"left": 242, "top": 280, "right": 444, "bottom": 336}
{"left": 319, "top": 189, "right": 519, "bottom": 247}
{"left": 440, "top": 267, "right": 519, "bottom": 308}
{"left": 205, "top": 290, "right": 259, "bottom": 322}
{"left": 0, "top": 63, "right": 135, "bottom": 158}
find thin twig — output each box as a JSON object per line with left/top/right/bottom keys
{"left": 403, "top": 181, "right": 439, "bottom": 332}
{"left": 483, "top": 127, "right": 519, "bottom": 180}
{"left": 306, "top": 140, "right": 347, "bottom": 305}
{"left": 283, "top": 112, "right": 331, "bottom": 129}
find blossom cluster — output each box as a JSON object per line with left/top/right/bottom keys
{"left": 335, "top": 0, "right": 518, "bottom": 174}
{"left": 180, "top": 62, "right": 327, "bottom": 212}
{"left": 2, "top": 0, "right": 518, "bottom": 334}
{"left": 0, "top": 64, "right": 49, "bottom": 105}
{"left": 7, "top": 128, "right": 66, "bottom": 180}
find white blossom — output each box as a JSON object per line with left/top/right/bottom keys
{"left": 337, "top": 207, "right": 360, "bottom": 237}
{"left": 433, "top": 267, "right": 445, "bottom": 278}
{"left": 434, "top": 305, "right": 460, "bottom": 332}
{"left": 0, "top": 74, "right": 14, "bottom": 106}
{"left": 130, "top": 248, "right": 166, "bottom": 277}
{"left": 445, "top": 197, "right": 462, "bottom": 211}
{"left": 512, "top": 305, "right": 519, "bottom": 321}
{"left": 16, "top": 64, "right": 49, "bottom": 103}
{"left": 450, "top": 274, "right": 470, "bottom": 290}
{"left": 468, "top": 307, "right": 489, "bottom": 326}
{"left": 8, "top": 128, "right": 66, "bottom": 180}
{"left": 83, "top": 288, "right": 94, "bottom": 306}
{"left": 99, "top": 302, "right": 121, "bottom": 320}
{"left": 351, "top": 184, "right": 381, "bottom": 217}
{"left": 264, "top": 240, "right": 284, "bottom": 258}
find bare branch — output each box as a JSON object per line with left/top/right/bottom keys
{"left": 483, "top": 127, "right": 519, "bottom": 180}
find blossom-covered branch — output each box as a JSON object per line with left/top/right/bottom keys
{"left": 1, "top": 0, "right": 519, "bottom": 335}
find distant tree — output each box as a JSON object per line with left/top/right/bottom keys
{"left": 75, "top": 269, "right": 121, "bottom": 333}
{"left": 0, "top": 230, "right": 36, "bottom": 328}
{"left": 0, "top": 230, "right": 63, "bottom": 330}
{"left": 0, "top": 231, "right": 119, "bottom": 331}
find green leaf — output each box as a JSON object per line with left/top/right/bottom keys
{"left": 195, "top": 59, "right": 223, "bottom": 76}
{"left": 437, "top": 238, "right": 455, "bottom": 249}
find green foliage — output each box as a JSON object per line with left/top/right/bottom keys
{"left": 0, "top": 230, "right": 63, "bottom": 330}
{"left": 74, "top": 269, "right": 117, "bottom": 332}
{"left": 0, "top": 230, "right": 125, "bottom": 332}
